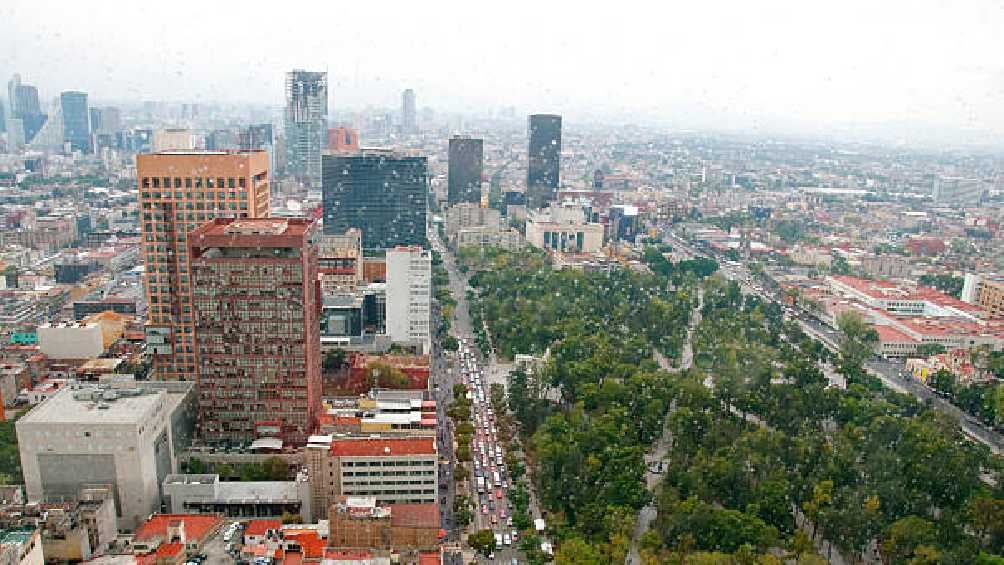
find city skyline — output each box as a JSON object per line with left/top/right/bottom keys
{"left": 6, "top": 1, "right": 1004, "bottom": 146}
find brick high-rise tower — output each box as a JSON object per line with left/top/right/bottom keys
{"left": 188, "top": 217, "right": 321, "bottom": 446}
{"left": 137, "top": 150, "right": 271, "bottom": 380}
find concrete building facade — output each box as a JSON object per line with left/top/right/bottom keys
{"left": 188, "top": 218, "right": 321, "bottom": 446}
{"left": 16, "top": 381, "right": 196, "bottom": 531}
{"left": 305, "top": 436, "right": 437, "bottom": 520}
{"left": 137, "top": 150, "right": 271, "bottom": 380}
{"left": 385, "top": 247, "right": 431, "bottom": 354}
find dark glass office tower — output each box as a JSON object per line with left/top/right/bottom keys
{"left": 60, "top": 91, "right": 90, "bottom": 152}
{"left": 448, "top": 136, "right": 484, "bottom": 204}
{"left": 527, "top": 114, "right": 561, "bottom": 208}
{"left": 322, "top": 151, "right": 428, "bottom": 249}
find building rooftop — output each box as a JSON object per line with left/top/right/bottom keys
{"left": 18, "top": 381, "right": 193, "bottom": 426}
{"left": 329, "top": 437, "right": 436, "bottom": 457}
{"left": 134, "top": 514, "right": 222, "bottom": 543}
{"left": 388, "top": 504, "right": 439, "bottom": 528}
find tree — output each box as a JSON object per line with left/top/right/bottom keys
{"left": 879, "top": 516, "right": 937, "bottom": 565}
{"left": 468, "top": 529, "right": 496, "bottom": 556}
{"left": 968, "top": 496, "right": 1004, "bottom": 554}
{"left": 366, "top": 362, "right": 410, "bottom": 388}
{"left": 453, "top": 495, "right": 473, "bottom": 527}
{"left": 323, "top": 348, "right": 347, "bottom": 370}
{"left": 263, "top": 456, "right": 288, "bottom": 480}
{"left": 928, "top": 369, "right": 957, "bottom": 397}
{"left": 836, "top": 311, "right": 878, "bottom": 379}
{"left": 555, "top": 537, "right": 606, "bottom": 565}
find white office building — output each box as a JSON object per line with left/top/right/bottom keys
{"left": 385, "top": 247, "right": 431, "bottom": 354}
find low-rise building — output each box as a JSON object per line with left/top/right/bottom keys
{"left": 16, "top": 381, "right": 196, "bottom": 530}
{"left": 327, "top": 496, "right": 439, "bottom": 550}
{"left": 305, "top": 436, "right": 437, "bottom": 519}
{"left": 162, "top": 473, "right": 312, "bottom": 522}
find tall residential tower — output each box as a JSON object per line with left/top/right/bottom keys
{"left": 189, "top": 218, "right": 321, "bottom": 445}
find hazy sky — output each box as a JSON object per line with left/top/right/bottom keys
{"left": 5, "top": 0, "right": 1004, "bottom": 138}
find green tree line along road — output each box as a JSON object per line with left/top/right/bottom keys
{"left": 466, "top": 249, "right": 1004, "bottom": 564}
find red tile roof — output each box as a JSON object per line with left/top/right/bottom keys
{"left": 134, "top": 514, "right": 223, "bottom": 543}
{"left": 389, "top": 503, "right": 439, "bottom": 528}
{"left": 419, "top": 551, "right": 442, "bottom": 565}
{"left": 874, "top": 325, "right": 919, "bottom": 343}
{"left": 330, "top": 437, "right": 436, "bottom": 457}
{"left": 245, "top": 519, "right": 282, "bottom": 537}
{"left": 284, "top": 531, "right": 324, "bottom": 559}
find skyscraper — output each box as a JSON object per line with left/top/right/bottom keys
{"left": 137, "top": 150, "right": 271, "bottom": 381}
{"left": 322, "top": 150, "right": 428, "bottom": 249}
{"left": 60, "top": 91, "right": 90, "bottom": 152}
{"left": 7, "top": 74, "right": 46, "bottom": 143}
{"left": 527, "top": 114, "right": 562, "bottom": 208}
{"left": 448, "top": 136, "right": 484, "bottom": 204}
{"left": 189, "top": 217, "right": 321, "bottom": 446}
{"left": 401, "top": 89, "right": 416, "bottom": 134}
{"left": 284, "top": 70, "right": 328, "bottom": 187}
{"left": 0, "top": 99, "right": 5, "bottom": 133}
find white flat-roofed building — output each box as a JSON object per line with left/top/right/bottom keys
{"left": 36, "top": 322, "right": 104, "bottom": 360}
{"left": 16, "top": 381, "right": 196, "bottom": 531}
{"left": 162, "top": 472, "right": 312, "bottom": 521}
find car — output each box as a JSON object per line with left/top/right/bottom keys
{"left": 506, "top": 517, "right": 513, "bottom": 527}
{"left": 512, "top": 529, "right": 519, "bottom": 541}
{"left": 481, "top": 504, "right": 488, "bottom": 514}
{"left": 490, "top": 514, "right": 498, "bottom": 524}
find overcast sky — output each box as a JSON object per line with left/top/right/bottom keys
{"left": 5, "top": 0, "right": 1004, "bottom": 140}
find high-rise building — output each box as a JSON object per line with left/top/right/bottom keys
{"left": 241, "top": 124, "right": 276, "bottom": 178}
{"left": 527, "top": 114, "right": 562, "bottom": 208}
{"left": 189, "top": 217, "right": 321, "bottom": 446}
{"left": 401, "top": 89, "right": 416, "bottom": 134}
{"left": 327, "top": 126, "right": 359, "bottom": 153}
{"left": 137, "top": 150, "right": 271, "bottom": 381}
{"left": 284, "top": 70, "right": 328, "bottom": 187}
{"left": 7, "top": 74, "right": 46, "bottom": 143}
{"left": 60, "top": 91, "right": 90, "bottom": 152}
{"left": 7, "top": 74, "right": 41, "bottom": 118}
{"left": 386, "top": 246, "right": 431, "bottom": 353}
{"left": 322, "top": 150, "right": 428, "bottom": 249}
{"left": 0, "top": 99, "right": 5, "bottom": 133}
{"left": 447, "top": 136, "right": 483, "bottom": 204}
